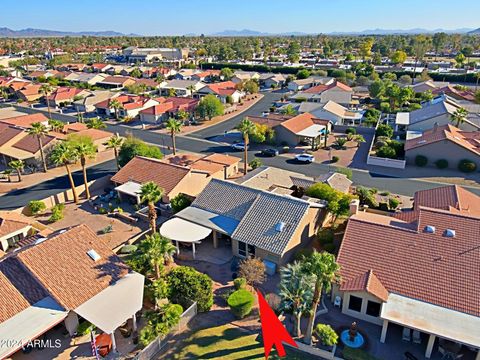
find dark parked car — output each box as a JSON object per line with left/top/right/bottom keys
{"left": 260, "top": 148, "right": 279, "bottom": 157}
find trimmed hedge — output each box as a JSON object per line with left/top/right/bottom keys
{"left": 345, "top": 127, "right": 357, "bottom": 135}
{"left": 415, "top": 155, "right": 428, "bottom": 167}
{"left": 227, "top": 289, "right": 255, "bottom": 319}
{"left": 458, "top": 159, "right": 477, "bottom": 173}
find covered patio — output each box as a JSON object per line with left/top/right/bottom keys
{"left": 114, "top": 181, "right": 142, "bottom": 204}
{"left": 160, "top": 217, "right": 212, "bottom": 260}
{"left": 295, "top": 124, "right": 326, "bottom": 150}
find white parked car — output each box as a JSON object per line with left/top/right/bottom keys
{"left": 295, "top": 153, "right": 315, "bottom": 163}
{"left": 231, "top": 142, "right": 248, "bottom": 151}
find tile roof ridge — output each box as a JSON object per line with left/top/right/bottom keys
{"left": 418, "top": 204, "right": 480, "bottom": 220}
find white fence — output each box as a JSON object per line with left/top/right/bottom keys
{"left": 367, "top": 155, "right": 406, "bottom": 169}
{"left": 131, "top": 301, "right": 197, "bottom": 360}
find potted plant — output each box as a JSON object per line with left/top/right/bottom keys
{"left": 314, "top": 323, "right": 338, "bottom": 351}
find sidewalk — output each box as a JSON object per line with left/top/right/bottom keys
{"left": 0, "top": 150, "right": 115, "bottom": 195}
{"left": 152, "top": 94, "right": 264, "bottom": 135}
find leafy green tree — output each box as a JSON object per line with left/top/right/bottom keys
{"left": 220, "top": 67, "right": 234, "bottom": 80}
{"left": 27, "top": 122, "right": 49, "bottom": 172}
{"left": 455, "top": 53, "right": 466, "bottom": 67}
{"left": 8, "top": 160, "right": 24, "bottom": 182}
{"left": 167, "top": 266, "right": 214, "bottom": 312}
{"left": 296, "top": 69, "right": 311, "bottom": 80}
{"left": 411, "top": 35, "right": 430, "bottom": 84}
{"left": 69, "top": 135, "right": 97, "bottom": 199}
{"left": 243, "top": 79, "right": 259, "bottom": 94}
{"left": 315, "top": 324, "right": 338, "bottom": 346}
{"left": 197, "top": 94, "right": 224, "bottom": 120}
{"left": 300, "top": 251, "right": 341, "bottom": 345}
{"left": 450, "top": 107, "right": 468, "bottom": 127}
{"left": 279, "top": 261, "right": 313, "bottom": 337}
{"left": 432, "top": 32, "right": 447, "bottom": 59}
{"left": 376, "top": 124, "right": 394, "bottom": 138}
{"left": 390, "top": 50, "right": 407, "bottom": 65}
{"left": 104, "top": 134, "right": 123, "bottom": 170}
{"left": 28, "top": 200, "right": 46, "bottom": 216}
{"left": 136, "top": 233, "right": 175, "bottom": 279}
{"left": 359, "top": 38, "right": 374, "bottom": 60}
{"left": 140, "top": 182, "right": 164, "bottom": 233}
{"left": 50, "top": 141, "right": 80, "bottom": 203}
{"left": 355, "top": 186, "right": 379, "bottom": 208}
{"left": 118, "top": 136, "right": 163, "bottom": 167}
{"left": 368, "top": 80, "right": 385, "bottom": 99}
{"left": 287, "top": 41, "right": 301, "bottom": 63}
{"left": 170, "top": 193, "right": 192, "bottom": 213}
{"left": 130, "top": 68, "right": 142, "bottom": 78}
{"left": 306, "top": 183, "right": 352, "bottom": 222}
{"left": 86, "top": 117, "right": 106, "bottom": 129}
{"left": 3, "top": 169, "right": 13, "bottom": 183}
{"left": 236, "top": 118, "right": 256, "bottom": 175}
{"left": 165, "top": 118, "right": 182, "bottom": 156}
{"left": 280, "top": 104, "right": 297, "bottom": 116}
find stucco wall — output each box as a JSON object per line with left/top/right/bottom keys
{"left": 406, "top": 140, "right": 480, "bottom": 169}
{"left": 167, "top": 171, "right": 211, "bottom": 202}
{"left": 339, "top": 290, "right": 384, "bottom": 326}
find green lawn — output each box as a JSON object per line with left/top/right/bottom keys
{"left": 170, "top": 324, "right": 316, "bottom": 360}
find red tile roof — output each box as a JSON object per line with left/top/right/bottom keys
{"left": 303, "top": 80, "right": 352, "bottom": 94}
{"left": 338, "top": 185, "right": 480, "bottom": 316}
{"left": 12, "top": 133, "right": 56, "bottom": 154}
{"left": 404, "top": 124, "right": 480, "bottom": 157}
{"left": 46, "top": 87, "right": 83, "bottom": 102}
{"left": 0, "top": 113, "right": 48, "bottom": 128}
{"left": 340, "top": 269, "right": 389, "bottom": 302}
{"left": 0, "top": 125, "right": 24, "bottom": 146}
{"left": 111, "top": 156, "right": 191, "bottom": 196}
{"left": 205, "top": 81, "right": 238, "bottom": 96}
{"left": 279, "top": 112, "right": 329, "bottom": 133}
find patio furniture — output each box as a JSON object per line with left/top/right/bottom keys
{"left": 334, "top": 296, "right": 342, "bottom": 308}
{"left": 95, "top": 333, "right": 112, "bottom": 357}
{"left": 412, "top": 330, "right": 421, "bottom": 344}
{"left": 402, "top": 327, "right": 411, "bottom": 342}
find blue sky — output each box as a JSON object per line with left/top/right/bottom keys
{"left": 1, "top": 0, "right": 479, "bottom": 35}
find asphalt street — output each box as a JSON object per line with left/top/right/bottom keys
{"left": 1, "top": 95, "right": 480, "bottom": 210}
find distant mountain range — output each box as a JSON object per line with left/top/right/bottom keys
{"left": 468, "top": 28, "right": 480, "bottom": 34}
{"left": 210, "top": 28, "right": 477, "bottom": 36}
{"left": 0, "top": 27, "right": 136, "bottom": 37}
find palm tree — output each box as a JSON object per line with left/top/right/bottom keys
{"left": 0, "top": 86, "right": 8, "bottom": 101}
{"left": 140, "top": 181, "right": 164, "bottom": 233}
{"left": 187, "top": 84, "right": 196, "bottom": 98}
{"left": 450, "top": 107, "right": 468, "bottom": 128}
{"left": 353, "top": 134, "right": 366, "bottom": 148}
{"left": 280, "top": 105, "right": 297, "bottom": 116}
{"left": 301, "top": 251, "right": 341, "bottom": 345}
{"left": 104, "top": 134, "right": 124, "bottom": 170}
{"left": 8, "top": 160, "right": 24, "bottom": 182}
{"left": 27, "top": 122, "right": 49, "bottom": 172}
{"left": 109, "top": 99, "right": 123, "bottom": 120}
{"left": 50, "top": 141, "right": 80, "bottom": 203}
{"left": 48, "top": 119, "right": 64, "bottom": 132}
{"left": 40, "top": 84, "right": 53, "bottom": 120}
{"left": 165, "top": 118, "right": 182, "bottom": 155}
{"left": 70, "top": 135, "right": 97, "bottom": 199}
{"left": 168, "top": 88, "right": 177, "bottom": 97}
{"left": 3, "top": 169, "right": 13, "bottom": 183}
{"left": 279, "top": 261, "right": 314, "bottom": 337}
{"left": 86, "top": 117, "right": 107, "bottom": 129}
{"left": 138, "top": 233, "right": 176, "bottom": 279}
{"left": 474, "top": 72, "right": 480, "bottom": 91}
{"left": 236, "top": 118, "right": 256, "bottom": 175}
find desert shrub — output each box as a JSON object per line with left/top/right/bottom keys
{"left": 170, "top": 193, "right": 192, "bottom": 213}
{"left": 380, "top": 102, "right": 391, "bottom": 113}
{"left": 48, "top": 203, "right": 65, "bottom": 223}
{"left": 28, "top": 200, "right": 46, "bottom": 216}
{"left": 335, "top": 166, "right": 353, "bottom": 180}
{"left": 233, "top": 277, "right": 247, "bottom": 290}
{"left": 458, "top": 159, "right": 477, "bottom": 173}
{"left": 331, "top": 156, "right": 339, "bottom": 163}
{"left": 435, "top": 159, "right": 448, "bottom": 169}
{"left": 249, "top": 158, "right": 262, "bottom": 170}
{"left": 388, "top": 197, "right": 400, "bottom": 210}
{"left": 238, "top": 257, "right": 265, "bottom": 287}
{"left": 77, "top": 321, "right": 95, "bottom": 335}
{"left": 323, "top": 243, "right": 336, "bottom": 254}
{"left": 378, "top": 202, "right": 389, "bottom": 211}
{"left": 415, "top": 155, "right": 428, "bottom": 167}
{"left": 375, "top": 124, "right": 394, "bottom": 138}
{"left": 317, "top": 229, "right": 334, "bottom": 245}
{"left": 227, "top": 289, "right": 255, "bottom": 319}
{"left": 294, "top": 248, "right": 313, "bottom": 261}
{"left": 345, "top": 127, "right": 357, "bottom": 135}
{"left": 167, "top": 266, "right": 213, "bottom": 312}
{"left": 376, "top": 145, "right": 396, "bottom": 159}
{"left": 120, "top": 244, "right": 138, "bottom": 254}
{"left": 314, "top": 324, "right": 338, "bottom": 346}
{"left": 388, "top": 140, "right": 404, "bottom": 158}
{"left": 356, "top": 186, "right": 379, "bottom": 208}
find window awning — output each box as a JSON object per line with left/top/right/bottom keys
{"left": 115, "top": 181, "right": 142, "bottom": 198}
{"left": 381, "top": 293, "right": 480, "bottom": 348}
{"left": 0, "top": 297, "right": 68, "bottom": 359}
{"left": 160, "top": 217, "right": 212, "bottom": 243}
{"left": 74, "top": 272, "right": 144, "bottom": 334}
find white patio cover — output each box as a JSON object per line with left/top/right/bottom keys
{"left": 395, "top": 112, "right": 410, "bottom": 125}
{"left": 115, "top": 181, "right": 142, "bottom": 197}
{"left": 74, "top": 272, "right": 145, "bottom": 334}
{"left": 160, "top": 217, "right": 212, "bottom": 243}
{"left": 296, "top": 124, "right": 326, "bottom": 138}
{"left": 381, "top": 293, "right": 480, "bottom": 348}
{"left": 0, "top": 297, "right": 68, "bottom": 359}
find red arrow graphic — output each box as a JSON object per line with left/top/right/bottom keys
{"left": 257, "top": 290, "right": 297, "bottom": 359}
